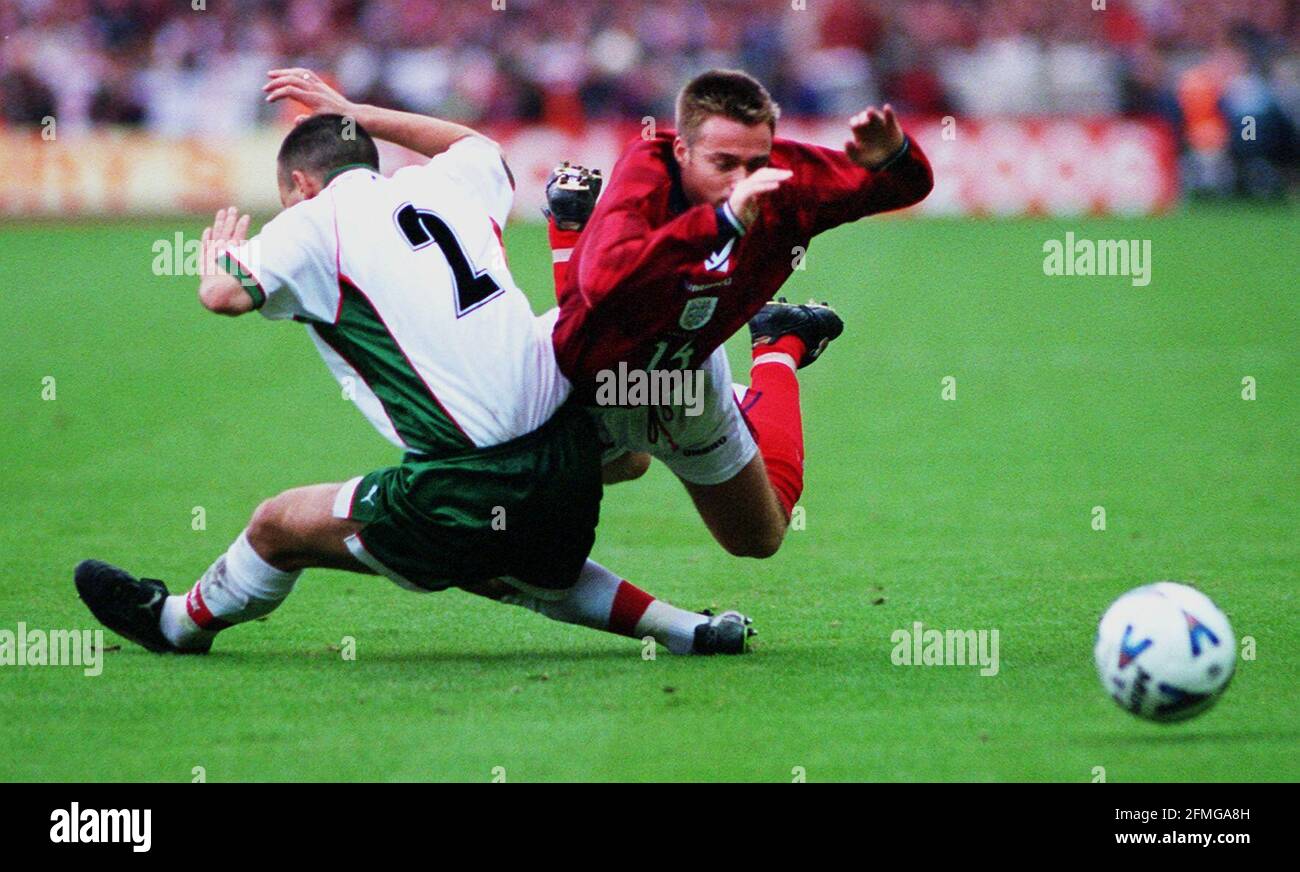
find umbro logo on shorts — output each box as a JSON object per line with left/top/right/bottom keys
{"left": 681, "top": 435, "right": 728, "bottom": 457}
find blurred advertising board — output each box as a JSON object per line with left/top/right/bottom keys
{"left": 0, "top": 117, "right": 1177, "bottom": 219}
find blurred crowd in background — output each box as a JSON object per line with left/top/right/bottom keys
{"left": 1, "top": 0, "right": 1297, "bottom": 197}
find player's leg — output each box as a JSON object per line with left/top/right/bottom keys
{"left": 159, "top": 482, "right": 374, "bottom": 650}
{"left": 459, "top": 403, "right": 751, "bottom": 654}
{"left": 740, "top": 298, "right": 845, "bottom": 520}
{"left": 460, "top": 563, "right": 752, "bottom": 655}
{"left": 679, "top": 453, "right": 789, "bottom": 558}
{"left": 741, "top": 338, "right": 806, "bottom": 522}
{"left": 681, "top": 345, "right": 807, "bottom": 557}
{"left": 667, "top": 300, "right": 843, "bottom": 557}
{"left": 543, "top": 162, "right": 603, "bottom": 294}
{"left": 670, "top": 337, "right": 800, "bottom": 556}
{"left": 593, "top": 346, "right": 786, "bottom": 558}
{"left": 682, "top": 299, "right": 846, "bottom": 556}
{"left": 242, "top": 483, "right": 370, "bottom": 572}
{"left": 74, "top": 481, "right": 372, "bottom": 653}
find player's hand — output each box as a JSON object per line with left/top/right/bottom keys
{"left": 845, "top": 104, "right": 905, "bottom": 170}
{"left": 726, "top": 167, "right": 793, "bottom": 229}
{"left": 263, "top": 68, "right": 357, "bottom": 124}
{"left": 200, "top": 206, "right": 251, "bottom": 281}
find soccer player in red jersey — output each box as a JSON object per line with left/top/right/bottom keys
{"left": 547, "top": 69, "right": 934, "bottom": 559}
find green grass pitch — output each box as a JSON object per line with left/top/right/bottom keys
{"left": 1, "top": 206, "right": 1296, "bottom": 782}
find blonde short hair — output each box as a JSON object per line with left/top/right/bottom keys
{"left": 675, "top": 69, "right": 780, "bottom": 144}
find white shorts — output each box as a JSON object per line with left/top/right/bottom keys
{"left": 592, "top": 346, "right": 759, "bottom": 486}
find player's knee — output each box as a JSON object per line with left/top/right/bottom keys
{"left": 722, "top": 527, "right": 784, "bottom": 559}
{"left": 748, "top": 533, "right": 784, "bottom": 559}
{"left": 602, "top": 451, "right": 651, "bottom": 485}
{"left": 625, "top": 452, "right": 652, "bottom": 480}
{"left": 246, "top": 496, "right": 291, "bottom": 562}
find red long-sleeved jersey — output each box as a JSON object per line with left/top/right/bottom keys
{"left": 551, "top": 129, "right": 933, "bottom": 384}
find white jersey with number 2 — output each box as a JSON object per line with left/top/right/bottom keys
{"left": 222, "top": 136, "right": 568, "bottom": 457}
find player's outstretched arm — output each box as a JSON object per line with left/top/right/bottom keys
{"left": 263, "top": 68, "right": 484, "bottom": 158}
{"left": 786, "top": 103, "right": 933, "bottom": 237}
{"left": 198, "top": 207, "right": 257, "bottom": 317}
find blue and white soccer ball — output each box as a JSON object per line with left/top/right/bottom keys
{"left": 1094, "top": 582, "right": 1236, "bottom": 723}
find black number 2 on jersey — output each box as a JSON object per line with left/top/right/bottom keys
{"left": 395, "top": 203, "right": 504, "bottom": 317}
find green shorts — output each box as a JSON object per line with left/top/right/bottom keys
{"left": 332, "top": 403, "right": 603, "bottom": 595}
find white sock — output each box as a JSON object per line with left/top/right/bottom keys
{"left": 160, "top": 530, "right": 300, "bottom": 649}
{"left": 501, "top": 560, "right": 707, "bottom": 654}
{"left": 523, "top": 560, "right": 621, "bottom": 631}
{"left": 159, "top": 595, "right": 212, "bottom": 651}
{"left": 635, "top": 600, "right": 708, "bottom": 654}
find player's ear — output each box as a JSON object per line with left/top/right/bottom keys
{"left": 672, "top": 136, "right": 689, "bottom": 165}
{"left": 291, "top": 169, "right": 323, "bottom": 201}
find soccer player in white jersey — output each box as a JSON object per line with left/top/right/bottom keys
{"left": 74, "top": 70, "right": 749, "bottom": 656}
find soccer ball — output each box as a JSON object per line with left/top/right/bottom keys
{"left": 1094, "top": 582, "right": 1236, "bottom": 723}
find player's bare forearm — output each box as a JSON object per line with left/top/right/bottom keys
{"left": 198, "top": 207, "right": 256, "bottom": 317}
{"left": 198, "top": 272, "right": 254, "bottom": 317}
{"left": 263, "top": 69, "right": 484, "bottom": 159}
{"left": 350, "top": 104, "right": 483, "bottom": 159}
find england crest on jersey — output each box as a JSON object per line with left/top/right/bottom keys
{"left": 679, "top": 296, "right": 718, "bottom": 330}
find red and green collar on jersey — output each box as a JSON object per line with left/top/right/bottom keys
{"left": 323, "top": 163, "right": 378, "bottom": 185}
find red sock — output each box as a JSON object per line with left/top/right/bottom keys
{"left": 742, "top": 335, "right": 806, "bottom": 518}
{"left": 521, "top": 562, "right": 707, "bottom": 654}
{"left": 548, "top": 219, "right": 582, "bottom": 300}
{"left": 607, "top": 578, "right": 706, "bottom": 654}
{"left": 607, "top": 580, "right": 655, "bottom": 637}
